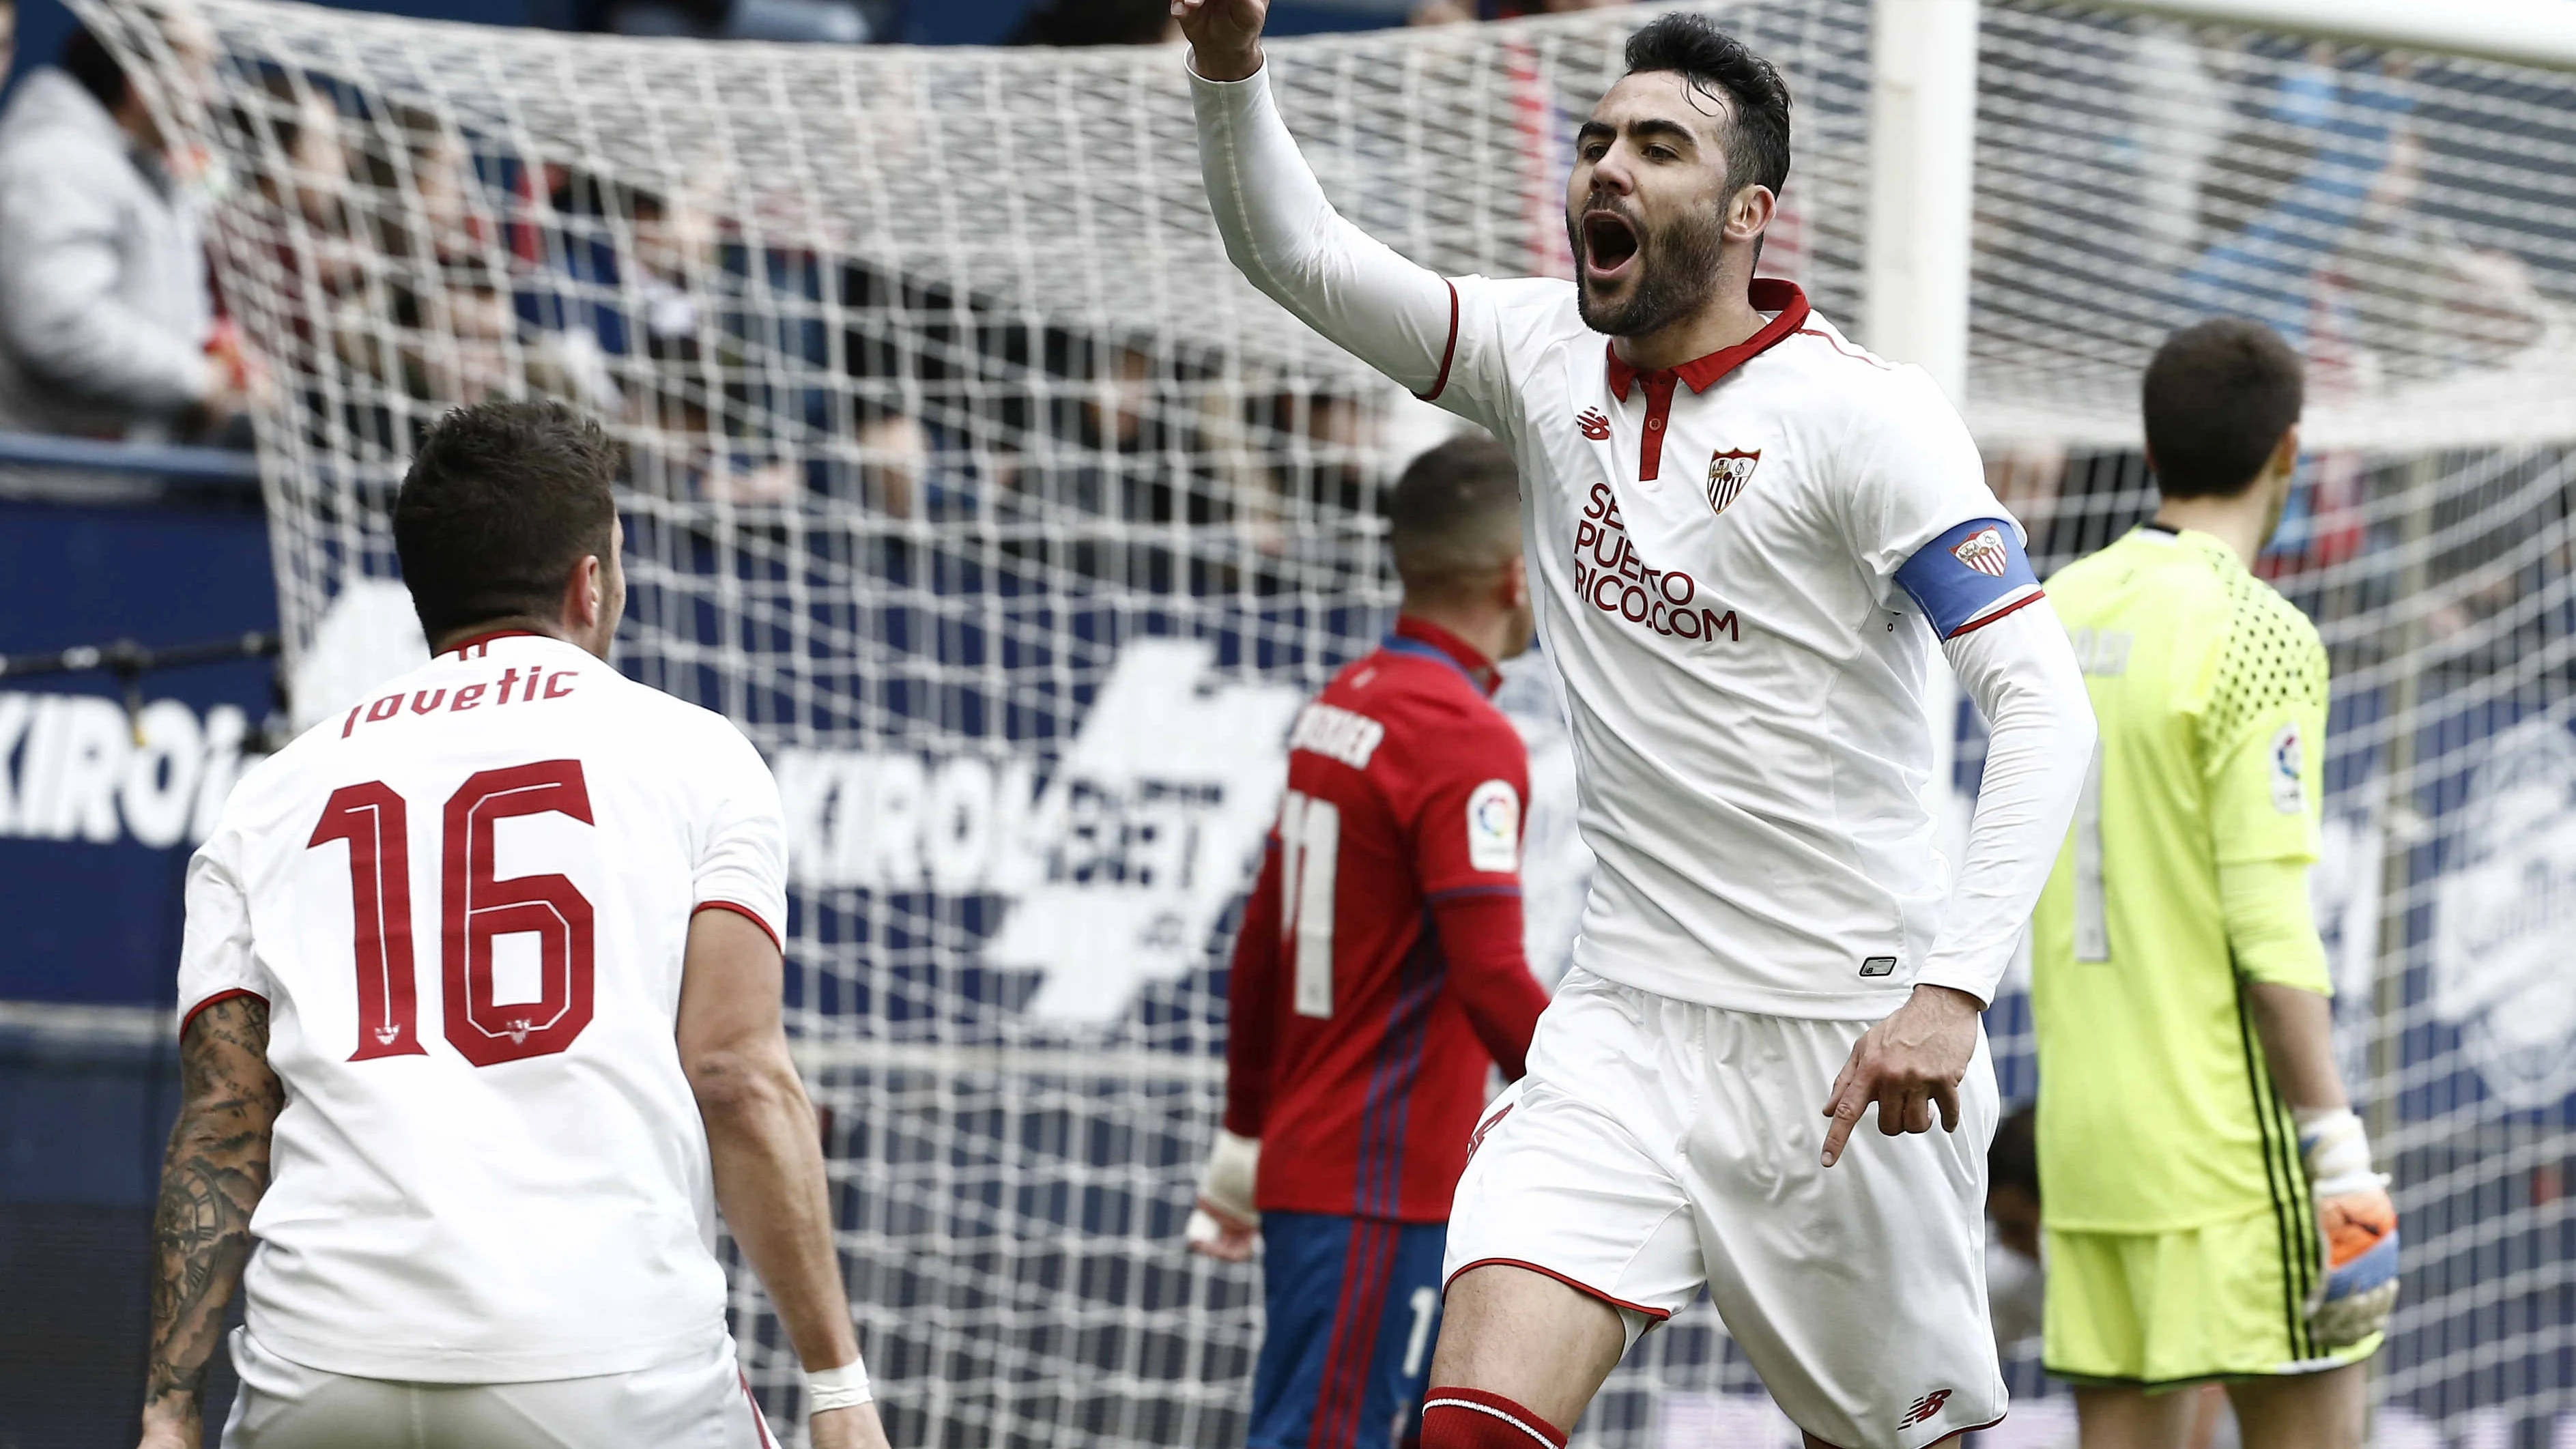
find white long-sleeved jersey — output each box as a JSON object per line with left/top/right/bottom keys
{"left": 1195, "top": 64, "right": 2093, "bottom": 1015}
{"left": 177, "top": 631, "right": 787, "bottom": 1381}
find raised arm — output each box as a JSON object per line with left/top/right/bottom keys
{"left": 137, "top": 995, "right": 282, "bottom": 1449}
{"left": 1179, "top": 0, "right": 1468, "bottom": 399}
{"left": 677, "top": 908, "right": 889, "bottom": 1449}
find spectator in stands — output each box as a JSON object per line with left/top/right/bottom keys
{"left": 351, "top": 104, "right": 489, "bottom": 272}
{"left": 0, "top": 22, "right": 244, "bottom": 443}
{"left": 522, "top": 167, "right": 866, "bottom": 508}
{"left": 220, "top": 72, "right": 362, "bottom": 383}
{"left": 0, "top": 1, "right": 15, "bottom": 86}
{"left": 243, "top": 77, "right": 354, "bottom": 248}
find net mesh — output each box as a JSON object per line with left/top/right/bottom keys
{"left": 78, "top": 0, "right": 2576, "bottom": 1441}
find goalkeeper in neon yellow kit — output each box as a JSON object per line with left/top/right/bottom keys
{"left": 2033, "top": 318, "right": 2397, "bottom": 1449}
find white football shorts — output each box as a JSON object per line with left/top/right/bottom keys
{"left": 219, "top": 1326, "right": 779, "bottom": 1449}
{"left": 1443, "top": 969, "right": 2007, "bottom": 1449}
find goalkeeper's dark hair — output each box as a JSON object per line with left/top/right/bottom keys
{"left": 2143, "top": 317, "right": 2304, "bottom": 500}
{"left": 395, "top": 401, "right": 622, "bottom": 642}
{"left": 1622, "top": 13, "right": 1792, "bottom": 201}
{"left": 1989, "top": 1102, "right": 2038, "bottom": 1203}
{"left": 1388, "top": 433, "right": 1522, "bottom": 601}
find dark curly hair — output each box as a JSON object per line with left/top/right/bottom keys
{"left": 1622, "top": 13, "right": 1793, "bottom": 201}
{"left": 395, "top": 401, "right": 622, "bottom": 640}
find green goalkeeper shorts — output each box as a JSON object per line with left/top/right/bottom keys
{"left": 2042, "top": 1207, "right": 2382, "bottom": 1387}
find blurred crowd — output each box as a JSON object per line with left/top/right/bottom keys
{"left": 0, "top": 0, "right": 1632, "bottom": 464}
{"left": 0, "top": 5, "right": 253, "bottom": 448}
{"left": 0, "top": 0, "right": 1655, "bottom": 596}
{"left": 1, "top": 0, "right": 2560, "bottom": 638}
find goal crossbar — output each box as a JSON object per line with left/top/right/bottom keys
{"left": 2082, "top": 0, "right": 2576, "bottom": 72}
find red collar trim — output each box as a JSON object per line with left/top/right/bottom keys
{"left": 436, "top": 627, "right": 548, "bottom": 659}
{"left": 1393, "top": 615, "right": 1502, "bottom": 696}
{"left": 1605, "top": 278, "right": 1812, "bottom": 400}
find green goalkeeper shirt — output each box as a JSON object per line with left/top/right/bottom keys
{"left": 2031, "top": 524, "right": 2333, "bottom": 1233}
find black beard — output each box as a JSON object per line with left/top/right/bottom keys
{"left": 1569, "top": 202, "right": 1728, "bottom": 339}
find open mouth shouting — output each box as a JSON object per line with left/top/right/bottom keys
{"left": 1582, "top": 208, "right": 1642, "bottom": 287}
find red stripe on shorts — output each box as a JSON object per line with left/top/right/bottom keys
{"left": 1314, "top": 1218, "right": 1399, "bottom": 1449}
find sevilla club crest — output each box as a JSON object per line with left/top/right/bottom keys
{"left": 1951, "top": 526, "right": 2011, "bottom": 578}
{"left": 1705, "top": 448, "right": 1760, "bottom": 517}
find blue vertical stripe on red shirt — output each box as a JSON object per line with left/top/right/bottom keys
{"left": 1351, "top": 909, "right": 1448, "bottom": 1218}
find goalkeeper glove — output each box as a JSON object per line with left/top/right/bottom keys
{"left": 2297, "top": 1107, "right": 2399, "bottom": 1351}
{"left": 1184, "top": 1129, "right": 1260, "bottom": 1263}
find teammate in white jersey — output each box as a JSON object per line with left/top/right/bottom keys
{"left": 136, "top": 402, "right": 888, "bottom": 1449}
{"left": 1179, "top": 7, "right": 2097, "bottom": 1448}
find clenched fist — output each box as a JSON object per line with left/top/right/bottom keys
{"left": 1172, "top": 0, "right": 1268, "bottom": 82}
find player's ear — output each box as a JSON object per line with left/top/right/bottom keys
{"left": 2267, "top": 424, "right": 2300, "bottom": 482}
{"left": 1503, "top": 554, "right": 1530, "bottom": 614}
{"left": 566, "top": 552, "right": 605, "bottom": 631}
{"left": 1725, "top": 184, "right": 1774, "bottom": 245}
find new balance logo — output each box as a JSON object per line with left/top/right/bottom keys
{"left": 1576, "top": 409, "right": 1612, "bottom": 440}
{"left": 1464, "top": 1103, "right": 1513, "bottom": 1164}
{"left": 1900, "top": 1389, "right": 1953, "bottom": 1429}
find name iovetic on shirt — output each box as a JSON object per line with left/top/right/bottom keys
{"left": 339, "top": 663, "right": 580, "bottom": 736}
{"left": 1575, "top": 483, "right": 1739, "bottom": 644}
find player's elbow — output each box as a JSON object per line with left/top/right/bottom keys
{"left": 167, "top": 1104, "right": 270, "bottom": 1165}
{"left": 685, "top": 1045, "right": 805, "bottom": 1128}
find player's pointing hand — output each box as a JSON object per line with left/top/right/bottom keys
{"left": 1173, "top": 0, "right": 1268, "bottom": 83}
{"left": 1820, "top": 985, "right": 1981, "bottom": 1167}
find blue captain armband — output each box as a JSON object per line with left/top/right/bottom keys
{"left": 1896, "top": 518, "right": 2044, "bottom": 640}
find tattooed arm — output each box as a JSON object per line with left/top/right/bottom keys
{"left": 137, "top": 995, "right": 283, "bottom": 1449}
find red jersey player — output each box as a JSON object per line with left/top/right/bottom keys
{"left": 1188, "top": 434, "right": 1551, "bottom": 1449}
{"left": 137, "top": 403, "right": 886, "bottom": 1449}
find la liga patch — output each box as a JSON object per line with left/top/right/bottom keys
{"left": 1465, "top": 779, "right": 1521, "bottom": 872}
{"left": 2270, "top": 721, "right": 2305, "bottom": 814}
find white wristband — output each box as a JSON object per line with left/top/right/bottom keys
{"left": 807, "top": 1358, "right": 873, "bottom": 1412}
{"left": 1195, "top": 1129, "right": 1261, "bottom": 1225}
{"left": 2294, "top": 1106, "right": 2381, "bottom": 1199}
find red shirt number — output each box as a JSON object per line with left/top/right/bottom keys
{"left": 306, "top": 760, "right": 597, "bottom": 1066}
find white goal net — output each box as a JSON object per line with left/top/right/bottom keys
{"left": 81, "top": 0, "right": 2576, "bottom": 1441}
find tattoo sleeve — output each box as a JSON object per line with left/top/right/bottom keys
{"left": 144, "top": 995, "right": 283, "bottom": 1426}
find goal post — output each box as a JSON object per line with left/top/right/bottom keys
{"left": 76, "top": 0, "right": 2576, "bottom": 1440}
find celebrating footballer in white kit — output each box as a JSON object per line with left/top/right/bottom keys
{"left": 1177, "top": 5, "right": 2096, "bottom": 1448}
{"left": 137, "top": 403, "right": 889, "bottom": 1449}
